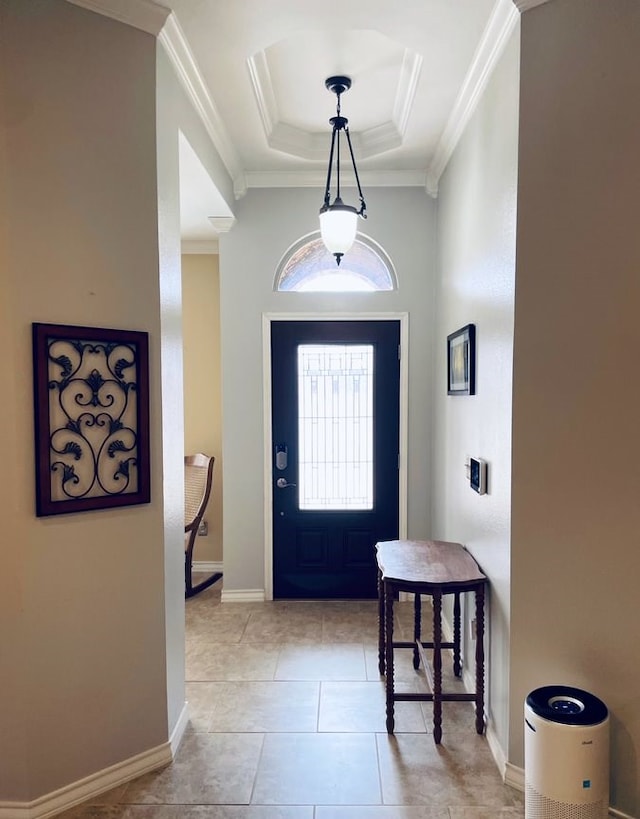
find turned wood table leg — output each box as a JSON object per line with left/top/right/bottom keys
{"left": 475, "top": 584, "right": 485, "bottom": 735}
{"left": 413, "top": 593, "right": 421, "bottom": 669}
{"left": 378, "top": 568, "right": 385, "bottom": 675}
{"left": 384, "top": 581, "right": 396, "bottom": 734}
{"left": 453, "top": 592, "right": 462, "bottom": 677}
{"left": 375, "top": 540, "right": 487, "bottom": 746}
{"left": 432, "top": 589, "right": 443, "bottom": 744}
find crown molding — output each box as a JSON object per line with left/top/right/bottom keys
{"left": 64, "top": 0, "right": 170, "bottom": 35}
{"left": 267, "top": 122, "right": 325, "bottom": 161}
{"left": 159, "top": 14, "right": 246, "bottom": 197}
{"left": 65, "top": 0, "right": 544, "bottom": 203}
{"left": 244, "top": 168, "right": 427, "bottom": 190}
{"left": 426, "top": 0, "right": 519, "bottom": 197}
{"left": 263, "top": 119, "right": 406, "bottom": 164}
{"left": 360, "top": 122, "right": 403, "bottom": 158}
{"left": 393, "top": 49, "right": 424, "bottom": 136}
{"left": 512, "top": 0, "right": 552, "bottom": 10}
{"left": 247, "top": 51, "right": 278, "bottom": 144}
{"left": 65, "top": 0, "right": 246, "bottom": 195}
{"left": 208, "top": 216, "right": 236, "bottom": 233}
{"left": 247, "top": 47, "right": 422, "bottom": 162}
{"left": 245, "top": 170, "right": 331, "bottom": 189}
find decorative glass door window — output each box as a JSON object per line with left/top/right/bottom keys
{"left": 297, "top": 344, "right": 373, "bottom": 510}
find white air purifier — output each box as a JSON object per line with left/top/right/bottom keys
{"left": 524, "top": 685, "right": 609, "bottom": 819}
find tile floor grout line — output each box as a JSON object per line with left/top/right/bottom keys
{"left": 58, "top": 589, "right": 525, "bottom": 817}
{"left": 317, "top": 679, "right": 323, "bottom": 732}
{"left": 373, "top": 722, "right": 386, "bottom": 808}
{"left": 245, "top": 730, "right": 267, "bottom": 808}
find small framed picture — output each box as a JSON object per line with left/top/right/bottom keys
{"left": 447, "top": 323, "right": 476, "bottom": 396}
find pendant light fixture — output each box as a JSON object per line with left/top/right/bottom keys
{"left": 319, "top": 76, "right": 367, "bottom": 266}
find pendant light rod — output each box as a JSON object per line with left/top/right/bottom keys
{"left": 342, "top": 124, "right": 366, "bottom": 218}
{"left": 321, "top": 76, "right": 366, "bottom": 217}
{"left": 319, "top": 75, "right": 367, "bottom": 266}
{"left": 322, "top": 117, "right": 342, "bottom": 210}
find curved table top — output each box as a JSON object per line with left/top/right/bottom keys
{"left": 376, "top": 539, "right": 486, "bottom": 589}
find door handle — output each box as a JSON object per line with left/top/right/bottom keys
{"left": 276, "top": 477, "right": 296, "bottom": 489}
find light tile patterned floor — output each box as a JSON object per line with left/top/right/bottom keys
{"left": 59, "top": 580, "right": 524, "bottom": 818}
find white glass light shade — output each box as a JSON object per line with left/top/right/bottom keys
{"left": 319, "top": 205, "right": 358, "bottom": 256}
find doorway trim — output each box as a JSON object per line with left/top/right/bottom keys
{"left": 262, "top": 311, "right": 409, "bottom": 601}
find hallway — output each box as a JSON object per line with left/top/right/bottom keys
{"left": 60, "top": 581, "right": 523, "bottom": 817}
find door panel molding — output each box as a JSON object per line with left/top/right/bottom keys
{"left": 262, "top": 312, "right": 409, "bottom": 601}
{"left": 296, "top": 530, "right": 329, "bottom": 567}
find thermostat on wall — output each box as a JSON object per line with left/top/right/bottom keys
{"left": 470, "top": 458, "right": 487, "bottom": 494}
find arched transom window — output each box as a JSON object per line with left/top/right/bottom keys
{"left": 274, "top": 232, "right": 397, "bottom": 293}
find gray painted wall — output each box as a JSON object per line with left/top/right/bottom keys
{"left": 432, "top": 29, "right": 519, "bottom": 762}
{"left": 219, "top": 186, "right": 436, "bottom": 594}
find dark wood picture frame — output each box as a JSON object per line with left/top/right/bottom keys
{"left": 32, "top": 322, "right": 151, "bottom": 516}
{"left": 447, "top": 323, "right": 476, "bottom": 396}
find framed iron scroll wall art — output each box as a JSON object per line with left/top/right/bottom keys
{"left": 447, "top": 323, "right": 476, "bottom": 396}
{"left": 32, "top": 323, "right": 150, "bottom": 516}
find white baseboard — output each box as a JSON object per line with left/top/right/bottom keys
{"left": 485, "top": 722, "right": 509, "bottom": 782}
{"left": 609, "top": 809, "right": 638, "bottom": 818}
{"left": 0, "top": 704, "right": 189, "bottom": 819}
{"left": 220, "top": 588, "right": 265, "bottom": 602}
{"left": 169, "top": 701, "right": 190, "bottom": 758}
{"left": 439, "top": 605, "right": 510, "bottom": 786}
{"left": 0, "top": 746, "right": 170, "bottom": 819}
{"left": 504, "top": 761, "right": 524, "bottom": 792}
{"left": 192, "top": 560, "right": 223, "bottom": 573}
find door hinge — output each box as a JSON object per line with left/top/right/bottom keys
{"left": 398, "top": 344, "right": 401, "bottom": 360}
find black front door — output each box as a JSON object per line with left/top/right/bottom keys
{"left": 271, "top": 320, "right": 400, "bottom": 599}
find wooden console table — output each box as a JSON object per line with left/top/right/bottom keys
{"left": 376, "top": 539, "right": 487, "bottom": 744}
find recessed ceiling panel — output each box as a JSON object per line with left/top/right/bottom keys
{"left": 248, "top": 29, "right": 423, "bottom": 161}
{"left": 265, "top": 29, "right": 405, "bottom": 133}
{"left": 167, "top": 0, "right": 497, "bottom": 177}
